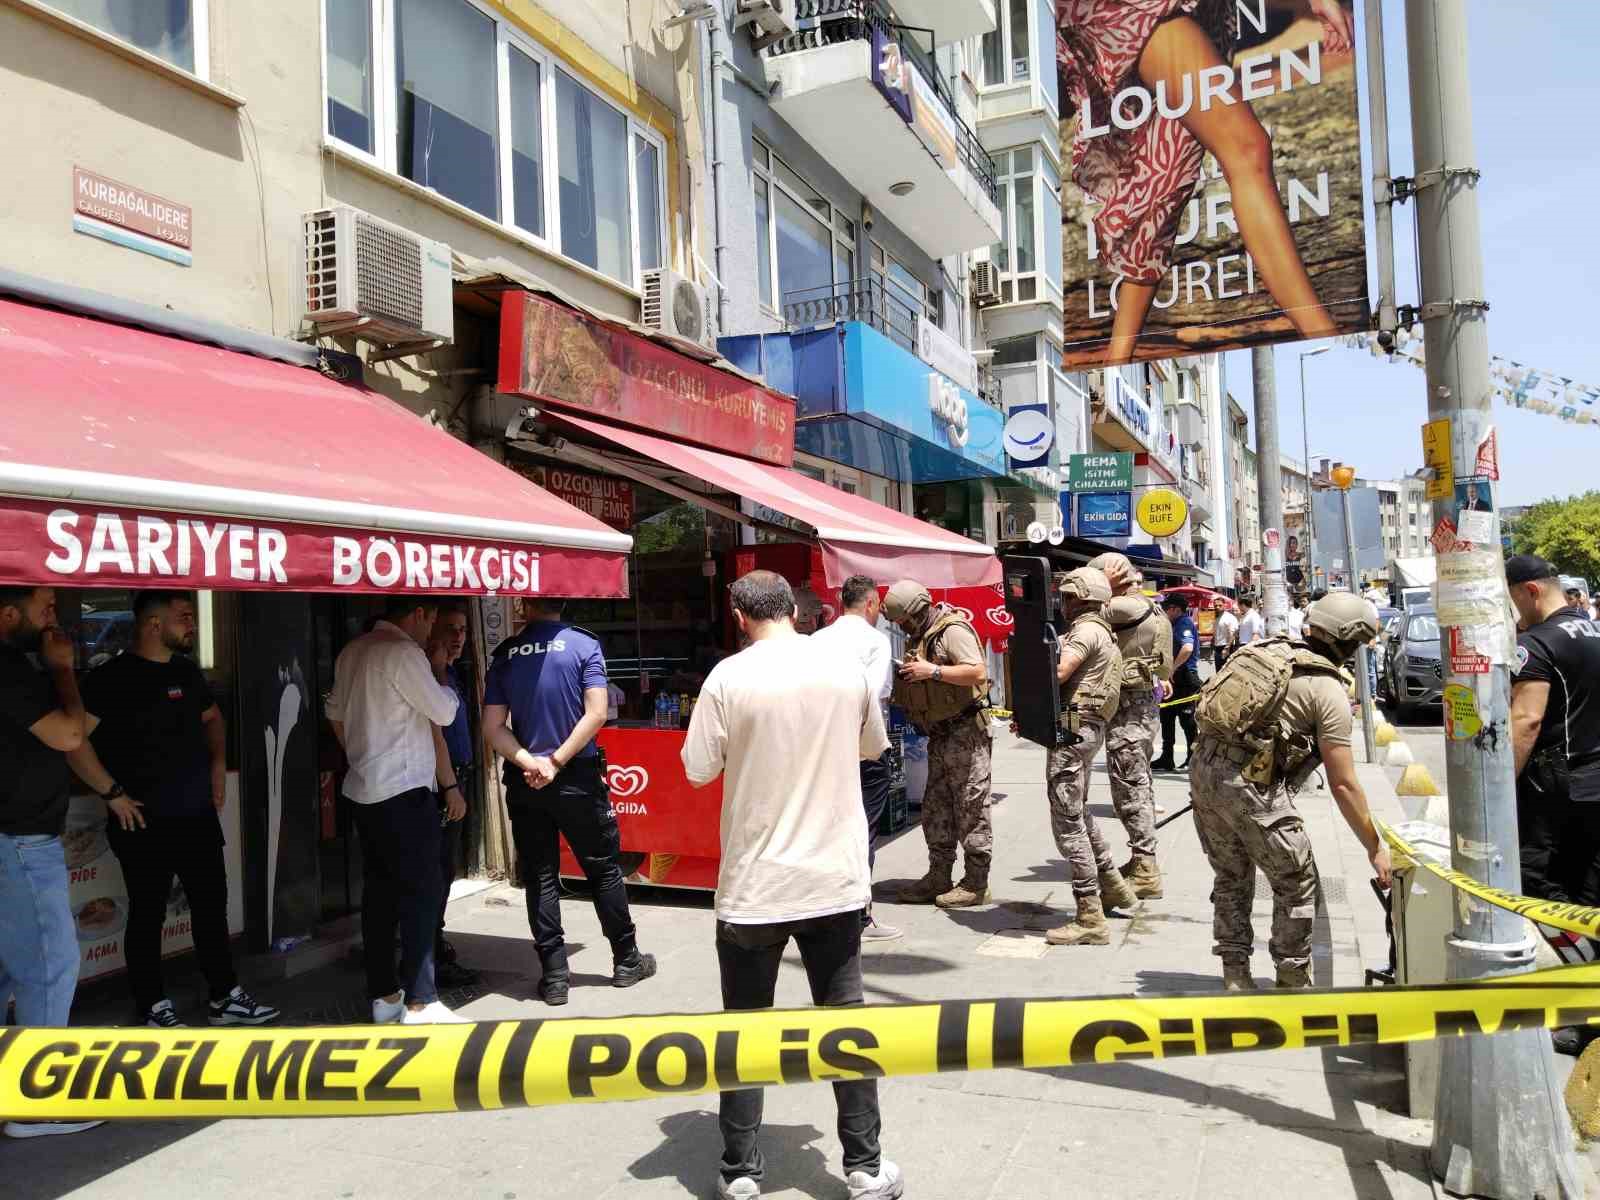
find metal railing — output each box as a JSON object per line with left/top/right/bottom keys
{"left": 781, "top": 275, "right": 928, "bottom": 353}
{"left": 766, "top": 0, "right": 999, "bottom": 204}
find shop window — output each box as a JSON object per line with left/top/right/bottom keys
{"left": 324, "top": 0, "right": 669, "bottom": 289}
{"left": 49, "top": 0, "right": 205, "bottom": 76}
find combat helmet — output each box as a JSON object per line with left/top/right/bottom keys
{"left": 1086, "top": 552, "right": 1133, "bottom": 590}
{"left": 1059, "top": 567, "right": 1113, "bottom": 605}
{"left": 882, "top": 580, "right": 931, "bottom": 624}
{"left": 1305, "top": 592, "right": 1379, "bottom": 652}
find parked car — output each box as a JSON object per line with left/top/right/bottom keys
{"left": 1380, "top": 607, "right": 1442, "bottom": 720}
{"left": 1374, "top": 607, "right": 1402, "bottom": 682}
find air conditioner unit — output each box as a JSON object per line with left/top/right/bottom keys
{"left": 642, "top": 268, "right": 713, "bottom": 348}
{"left": 735, "top": 0, "right": 795, "bottom": 48}
{"left": 970, "top": 260, "right": 1000, "bottom": 307}
{"left": 301, "top": 207, "right": 454, "bottom": 347}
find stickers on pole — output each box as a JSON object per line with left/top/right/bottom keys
{"left": 1442, "top": 683, "right": 1482, "bottom": 740}
{"left": 1475, "top": 427, "right": 1500, "bottom": 480}
{"left": 1422, "top": 418, "right": 1455, "bottom": 501}
{"left": 1435, "top": 549, "right": 1506, "bottom": 627}
{"left": 1447, "top": 628, "right": 1491, "bottom": 675}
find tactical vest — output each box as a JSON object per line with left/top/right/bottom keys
{"left": 1061, "top": 612, "right": 1123, "bottom": 723}
{"left": 1195, "top": 637, "right": 1345, "bottom": 789}
{"left": 893, "top": 607, "right": 988, "bottom": 731}
{"left": 1106, "top": 596, "right": 1171, "bottom": 690}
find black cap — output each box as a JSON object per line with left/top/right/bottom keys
{"left": 1505, "top": 554, "right": 1559, "bottom": 585}
{"left": 1161, "top": 593, "right": 1188, "bottom": 611}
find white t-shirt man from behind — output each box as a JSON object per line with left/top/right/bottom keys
{"left": 680, "top": 570, "right": 901, "bottom": 1200}
{"left": 1236, "top": 598, "right": 1266, "bottom": 647}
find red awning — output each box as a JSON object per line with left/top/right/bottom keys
{"left": 553, "top": 413, "right": 1000, "bottom": 589}
{"left": 0, "top": 299, "right": 631, "bottom": 596}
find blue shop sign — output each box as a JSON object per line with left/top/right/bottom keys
{"left": 1077, "top": 491, "right": 1132, "bottom": 538}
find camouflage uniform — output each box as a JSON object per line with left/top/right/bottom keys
{"left": 923, "top": 720, "right": 994, "bottom": 884}
{"left": 1046, "top": 720, "right": 1116, "bottom": 897}
{"left": 1104, "top": 692, "right": 1159, "bottom": 857}
{"left": 1189, "top": 739, "right": 1317, "bottom": 971}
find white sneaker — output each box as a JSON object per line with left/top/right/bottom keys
{"left": 372, "top": 991, "right": 406, "bottom": 1024}
{"left": 145, "top": 999, "right": 185, "bottom": 1028}
{"left": 847, "top": 1160, "right": 904, "bottom": 1200}
{"left": 716, "top": 1176, "right": 760, "bottom": 1199}
{"left": 402, "top": 1000, "right": 468, "bottom": 1024}
{"left": 4, "top": 1120, "right": 104, "bottom": 1139}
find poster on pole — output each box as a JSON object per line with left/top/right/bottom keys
{"left": 1057, "top": 0, "right": 1370, "bottom": 366}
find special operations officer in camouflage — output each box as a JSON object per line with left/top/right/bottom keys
{"left": 1189, "top": 593, "right": 1393, "bottom": 990}
{"left": 1043, "top": 568, "right": 1142, "bottom": 947}
{"left": 885, "top": 581, "right": 994, "bottom": 909}
{"left": 1087, "top": 552, "right": 1173, "bottom": 899}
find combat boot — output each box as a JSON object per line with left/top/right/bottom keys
{"left": 1221, "top": 956, "right": 1256, "bottom": 991}
{"left": 1045, "top": 895, "right": 1110, "bottom": 946}
{"left": 1124, "top": 854, "right": 1164, "bottom": 899}
{"left": 897, "top": 868, "right": 953, "bottom": 904}
{"left": 1275, "top": 963, "right": 1312, "bottom": 989}
{"left": 935, "top": 878, "right": 990, "bottom": 908}
{"left": 1097, "top": 867, "right": 1139, "bottom": 913}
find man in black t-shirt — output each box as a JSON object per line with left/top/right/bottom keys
{"left": 68, "top": 592, "right": 278, "bottom": 1028}
{"left": 0, "top": 586, "right": 102, "bottom": 1140}
{"left": 1508, "top": 556, "right": 1600, "bottom": 906}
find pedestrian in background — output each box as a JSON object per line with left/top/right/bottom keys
{"left": 0, "top": 586, "right": 101, "bottom": 1141}
{"left": 1211, "top": 597, "right": 1239, "bottom": 673}
{"left": 428, "top": 602, "right": 479, "bottom": 990}
{"left": 1286, "top": 595, "right": 1307, "bottom": 640}
{"left": 1236, "top": 596, "right": 1265, "bottom": 646}
{"left": 682, "top": 570, "right": 902, "bottom": 1200}
{"left": 885, "top": 582, "right": 993, "bottom": 909}
{"left": 327, "top": 598, "right": 465, "bottom": 1025}
{"left": 1151, "top": 595, "right": 1200, "bottom": 772}
{"left": 810, "top": 574, "right": 902, "bottom": 942}
{"left": 483, "top": 597, "right": 655, "bottom": 1006}
{"left": 68, "top": 591, "right": 278, "bottom": 1028}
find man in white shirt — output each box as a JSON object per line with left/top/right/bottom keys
{"left": 811, "top": 575, "right": 901, "bottom": 943}
{"left": 1286, "top": 596, "right": 1307, "bottom": 640}
{"left": 327, "top": 598, "right": 464, "bottom": 1026}
{"left": 1236, "top": 597, "right": 1266, "bottom": 647}
{"left": 1211, "top": 598, "right": 1239, "bottom": 673}
{"left": 682, "top": 570, "right": 902, "bottom": 1200}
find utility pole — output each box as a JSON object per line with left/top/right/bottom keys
{"left": 1252, "top": 346, "right": 1288, "bottom": 635}
{"left": 1406, "top": 2, "right": 1579, "bottom": 1196}
{"left": 1335, "top": 478, "right": 1378, "bottom": 761}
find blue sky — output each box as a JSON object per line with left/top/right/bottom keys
{"left": 1226, "top": 2, "right": 1600, "bottom": 506}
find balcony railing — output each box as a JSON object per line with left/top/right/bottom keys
{"left": 783, "top": 276, "right": 928, "bottom": 354}
{"left": 767, "top": 0, "right": 998, "bottom": 203}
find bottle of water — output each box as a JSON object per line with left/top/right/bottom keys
{"left": 654, "top": 693, "right": 668, "bottom": 729}
{"left": 669, "top": 694, "right": 681, "bottom": 730}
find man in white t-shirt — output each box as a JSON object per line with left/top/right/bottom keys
{"left": 1286, "top": 597, "right": 1307, "bottom": 640}
{"left": 1211, "top": 598, "right": 1239, "bottom": 673}
{"left": 811, "top": 574, "right": 901, "bottom": 943}
{"left": 1236, "top": 597, "right": 1266, "bottom": 647}
{"left": 682, "top": 571, "right": 901, "bottom": 1200}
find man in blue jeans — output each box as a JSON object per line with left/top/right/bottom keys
{"left": 0, "top": 585, "right": 101, "bottom": 1139}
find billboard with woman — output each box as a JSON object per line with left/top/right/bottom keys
{"left": 1057, "top": 0, "right": 1369, "bottom": 366}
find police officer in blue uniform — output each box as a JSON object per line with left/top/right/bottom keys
{"left": 483, "top": 598, "right": 655, "bottom": 1006}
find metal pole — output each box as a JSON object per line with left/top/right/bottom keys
{"left": 1339, "top": 486, "right": 1377, "bottom": 761}
{"left": 1406, "top": 2, "right": 1579, "bottom": 1195}
{"left": 1364, "top": 0, "right": 1400, "bottom": 341}
{"left": 1252, "top": 346, "right": 1289, "bottom": 635}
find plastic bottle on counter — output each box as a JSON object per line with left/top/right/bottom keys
{"left": 654, "top": 693, "right": 668, "bottom": 729}
{"left": 669, "top": 694, "right": 681, "bottom": 730}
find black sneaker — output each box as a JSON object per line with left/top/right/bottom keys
{"left": 435, "top": 960, "right": 480, "bottom": 990}
{"left": 144, "top": 999, "right": 184, "bottom": 1028}
{"left": 208, "top": 986, "right": 280, "bottom": 1027}
{"left": 612, "top": 953, "right": 658, "bottom": 989}
{"left": 538, "top": 977, "right": 570, "bottom": 1007}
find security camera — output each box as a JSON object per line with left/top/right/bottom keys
{"left": 505, "top": 405, "right": 538, "bottom": 441}
{"left": 861, "top": 201, "right": 875, "bottom": 233}
{"left": 1376, "top": 329, "right": 1396, "bottom": 352}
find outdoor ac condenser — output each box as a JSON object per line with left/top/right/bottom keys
{"left": 301, "top": 206, "right": 454, "bottom": 346}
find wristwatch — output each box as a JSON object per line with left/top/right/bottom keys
{"left": 101, "top": 783, "right": 126, "bottom": 802}
{"left": 932, "top": 665, "right": 943, "bottom": 682}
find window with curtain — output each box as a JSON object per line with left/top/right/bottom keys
{"left": 508, "top": 48, "right": 545, "bottom": 236}
{"left": 325, "top": 0, "right": 372, "bottom": 151}
{"left": 557, "top": 69, "right": 632, "bottom": 283}
{"left": 49, "top": 0, "right": 197, "bottom": 73}
{"left": 395, "top": 0, "right": 499, "bottom": 219}
{"left": 634, "top": 135, "right": 663, "bottom": 273}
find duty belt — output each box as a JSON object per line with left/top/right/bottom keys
{"left": 927, "top": 702, "right": 986, "bottom": 736}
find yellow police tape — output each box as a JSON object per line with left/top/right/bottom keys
{"left": 3, "top": 964, "right": 1598, "bottom": 1121}
{"left": 1159, "top": 693, "right": 1199, "bottom": 709}
{"left": 1383, "top": 824, "right": 1600, "bottom": 941}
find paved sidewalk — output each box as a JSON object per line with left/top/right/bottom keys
{"left": 15, "top": 734, "right": 1438, "bottom": 1200}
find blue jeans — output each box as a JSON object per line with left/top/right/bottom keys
{"left": 0, "top": 834, "right": 79, "bottom": 1026}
